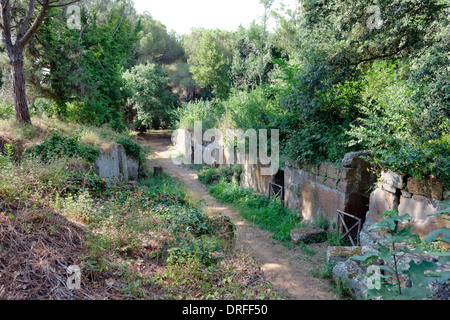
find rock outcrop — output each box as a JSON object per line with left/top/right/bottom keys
{"left": 94, "top": 144, "right": 141, "bottom": 185}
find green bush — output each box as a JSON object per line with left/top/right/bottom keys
{"left": 26, "top": 132, "right": 100, "bottom": 163}
{"left": 348, "top": 61, "right": 450, "bottom": 188}
{"left": 0, "top": 103, "right": 14, "bottom": 119}
{"left": 171, "top": 99, "right": 222, "bottom": 131}
{"left": 219, "top": 86, "right": 280, "bottom": 131}
{"left": 117, "top": 137, "right": 145, "bottom": 164}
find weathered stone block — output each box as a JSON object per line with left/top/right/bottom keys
{"left": 430, "top": 178, "right": 444, "bottom": 200}
{"left": 118, "top": 146, "right": 128, "bottom": 181}
{"left": 127, "top": 156, "right": 140, "bottom": 180}
{"left": 324, "top": 178, "right": 338, "bottom": 189}
{"left": 290, "top": 226, "right": 327, "bottom": 244}
{"left": 342, "top": 151, "right": 369, "bottom": 168}
{"left": 407, "top": 177, "right": 424, "bottom": 195}
{"left": 401, "top": 190, "right": 412, "bottom": 198}
{"left": 326, "top": 164, "right": 341, "bottom": 180}
{"left": 327, "top": 246, "right": 363, "bottom": 264}
{"left": 94, "top": 144, "right": 120, "bottom": 185}
{"left": 339, "top": 168, "right": 358, "bottom": 182}
{"left": 407, "top": 177, "right": 443, "bottom": 200}
{"left": 318, "top": 163, "right": 329, "bottom": 176}
{"left": 332, "top": 260, "right": 368, "bottom": 298}
{"left": 317, "top": 175, "right": 326, "bottom": 185}
{"left": 307, "top": 164, "right": 319, "bottom": 175}
{"left": 307, "top": 172, "right": 316, "bottom": 182}
{"left": 359, "top": 223, "right": 379, "bottom": 246}
{"left": 336, "top": 180, "right": 358, "bottom": 194}
{"left": 381, "top": 170, "right": 404, "bottom": 189}
{"left": 365, "top": 187, "right": 398, "bottom": 226}
{"left": 381, "top": 183, "right": 397, "bottom": 194}
{"left": 154, "top": 166, "right": 163, "bottom": 177}
{"left": 398, "top": 194, "right": 442, "bottom": 236}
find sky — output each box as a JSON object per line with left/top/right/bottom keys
{"left": 133, "top": 0, "right": 289, "bottom": 35}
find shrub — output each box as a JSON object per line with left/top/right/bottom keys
{"left": 26, "top": 132, "right": 99, "bottom": 163}
{"left": 348, "top": 61, "right": 450, "bottom": 188}
{"left": 117, "top": 137, "right": 145, "bottom": 164}
{"left": 171, "top": 99, "right": 222, "bottom": 131}
{"left": 0, "top": 103, "right": 14, "bottom": 119}
{"left": 219, "top": 87, "right": 279, "bottom": 132}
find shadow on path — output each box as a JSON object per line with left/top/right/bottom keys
{"left": 137, "top": 131, "right": 338, "bottom": 300}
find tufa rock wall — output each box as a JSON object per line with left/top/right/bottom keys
{"left": 361, "top": 170, "right": 450, "bottom": 245}
{"left": 241, "top": 151, "right": 377, "bottom": 226}
{"left": 94, "top": 144, "right": 140, "bottom": 185}
{"left": 283, "top": 151, "right": 376, "bottom": 224}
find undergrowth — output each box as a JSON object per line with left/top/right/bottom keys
{"left": 0, "top": 147, "right": 278, "bottom": 300}
{"left": 200, "top": 168, "right": 303, "bottom": 243}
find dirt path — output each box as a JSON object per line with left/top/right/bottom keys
{"left": 138, "top": 132, "right": 338, "bottom": 300}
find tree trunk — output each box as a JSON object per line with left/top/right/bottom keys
{"left": 9, "top": 50, "right": 31, "bottom": 124}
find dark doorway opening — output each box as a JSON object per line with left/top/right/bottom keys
{"left": 269, "top": 170, "right": 285, "bottom": 201}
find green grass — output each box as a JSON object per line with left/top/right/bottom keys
{"left": 0, "top": 115, "right": 145, "bottom": 164}
{"left": 207, "top": 178, "right": 304, "bottom": 243}
{"left": 310, "top": 258, "right": 355, "bottom": 300}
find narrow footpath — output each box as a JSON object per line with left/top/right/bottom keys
{"left": 138, "top": 131, "right": 338, "bottom": 300}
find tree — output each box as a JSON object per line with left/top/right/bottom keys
{"left": 134, "top": 13, "right": 184, "bottom": 65}
{"left": 122, "top": 63, "right": 178, "bottom": 131}
{"left": 231, "top": 22, "right": 274, "bottom": 88}
{"left": 22, "top": 0, "right": 139, "bottom": 130}
{"left": 188, "top": 30, "right": 230, "bottom": 99}
{"left": 0, "top": 0, "right": 81, "bottom": 124}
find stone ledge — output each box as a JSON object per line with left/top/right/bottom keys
{"left": 327, "top": 246, "right": 363, "bottom": 265}
{"left": 290, "top": 226, "right": 327, "bottom": 244}
{"left": 407, "top": 176, "right": 444, "bottom": 200}
{"left": 382, "top": 170, "right": 404, "bottom": 189}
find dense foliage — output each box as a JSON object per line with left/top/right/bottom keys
{"left": 26, "top": 133, "right": 100, "bottom": 163}
{"left": 1, "top": 0, "right": 448, "bottom": 186}
{"left": 172, "top": 0, "right": 450, "bottom": 187}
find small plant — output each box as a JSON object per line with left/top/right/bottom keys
{"left": 299, "top": 241, "right": 316, "bottom": 256}
{"left": 351, "top": 210, "right": 450, "bottom": 300}
{"left": 117, "top": 137, "right": 145, "bottom": 164}
{"left": 331, "top": 277, "right": 355, "bottom": 300}
{"left": 310, "top": 258, "right": 355, "bottom": 299}
{"left": 326, "top": 230, "right": 350, "bottom": 246}
{"left": 0, "top": 143, "right": 14, "bottom": 167}
{"left": 314, "top": 212, "right": 329, "bottom": 230}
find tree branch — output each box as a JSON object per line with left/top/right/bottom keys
{"left": 17, "top": 1, "right": 49, "bottom": 48}
{"left": 17, "top": 0, "right": 81, "bottom": 49}
{"left": 17, "top": 0, "right": 37, "bottom": 42}
{"left": 0, "top": 0, "right": 13, "bottom": 49}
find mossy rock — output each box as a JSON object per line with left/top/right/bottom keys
{"left": 290, "top": 226, "right": 327, "bottom": 244}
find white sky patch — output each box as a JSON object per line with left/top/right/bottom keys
{"left": 133, "top": 0, "right": 297, "bottom": 35}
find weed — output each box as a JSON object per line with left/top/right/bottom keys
{"left": 26, "top": 132, "right": 99, "bottom": 163}
{"left": 298, "top": 241, "right": 316, "bottom": 256}
{"left": 314, "top": 212, "right": 329, "bottom": 230}
{"left": 205, "top": 179, "right": 302, "bottom": 243}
